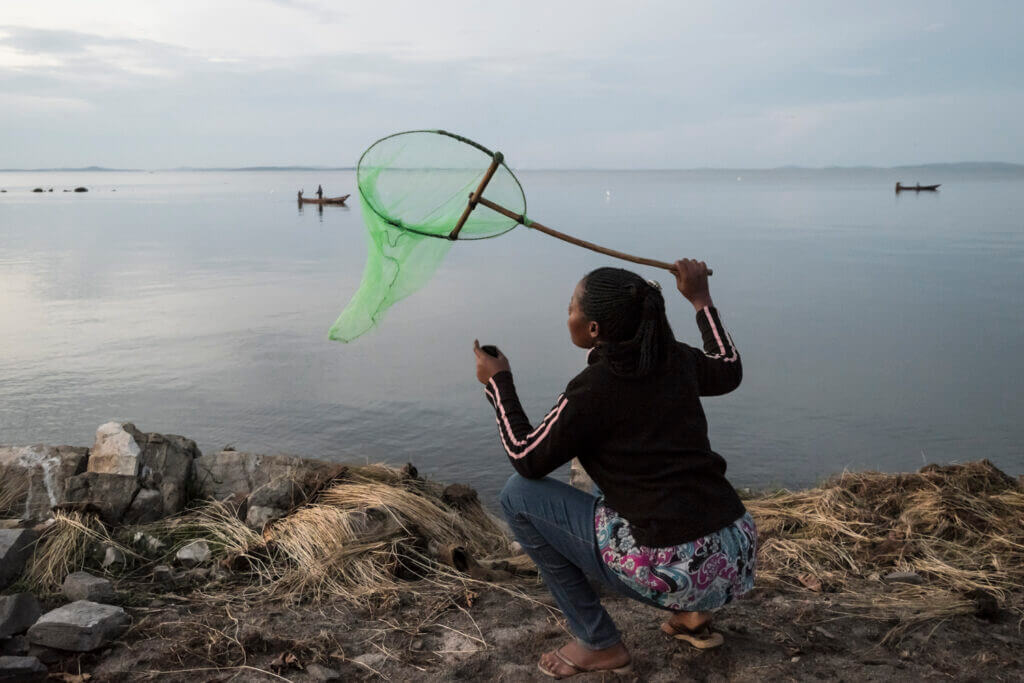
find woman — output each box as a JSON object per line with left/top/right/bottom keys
{"left": 472, "top": 259, "right": 756, "bottom": 679}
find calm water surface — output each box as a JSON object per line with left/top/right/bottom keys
{"left": 2, "top": 168, "right": 1022, "bottom": 502}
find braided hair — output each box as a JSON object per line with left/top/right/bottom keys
{"left": 580, "top": 267, "right": 675, "bottom": 377}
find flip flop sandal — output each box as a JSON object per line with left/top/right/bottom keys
{"left": 537, "top": 647, "right": 634, "bottom": 679}
{"left": 660, "top": 621, "right": 725, "bottom": 649}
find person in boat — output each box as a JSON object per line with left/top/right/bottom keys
{"left": 472, "top": 259, "right": 756, "bottom": 678}
{"left": 317, "top": 184, "right": 323, "bottom": 200}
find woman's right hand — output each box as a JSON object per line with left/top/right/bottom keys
{"left": 671, "top": 258, "right": 713, "bottom": 310}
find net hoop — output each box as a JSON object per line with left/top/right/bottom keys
{"left": 356, "top": 129, "right": 527, "bottom": 241}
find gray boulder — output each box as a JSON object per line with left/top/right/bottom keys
{"left": 0, "top": 656, "right": 47, "bottom": 681}
{"left": 192, "top": 451, "right": 344, "bottom": 527}
{"left": 27, "top": 601, "right": 129, "bottom": 652}
{"left": 0, "top": 446, "right": 88, "bottom": 522}
{"left": 0, "top": 594, "right": 41, "bottom": 639}
{"left": 122, "top": 488, "right": 164, "bottom": 525}
{"left": 62, "top": 572, "right": 115, "bottom": 603}
{"left": 87, "top": 422, "right": 200, "bottom": 520}
{"left": 135, "top": 430, "right": 200, "bottom": 515}
{"left": 0, "top": 529, "right": 38, "bottom": 590}
{"left": 88, "top": 422, "right": 143, "bottom": 477}
{"left": 176, "top": 539, "right": 211, "bottom": 567}
{"left": 62, "top": 473, "right": 139, "bottom": 525}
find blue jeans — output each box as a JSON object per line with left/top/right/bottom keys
{"left": 499, "top": 473, "right": 665, "bottom": 650}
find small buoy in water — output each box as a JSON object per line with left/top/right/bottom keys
{"left": 605, "top": 189, "right": 612, "bottom": 200}
{"left": 737, "top": 176, "right": 742, "bottom": 181}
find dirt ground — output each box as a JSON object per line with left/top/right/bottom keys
{"left": 38, "top": 573, "right": 1023, "bottom": 682}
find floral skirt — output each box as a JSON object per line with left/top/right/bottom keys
{"left": 595, "top": 502, "right": 757, "bottom": 611}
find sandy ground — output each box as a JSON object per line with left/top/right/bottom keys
{"left": 33, "top": 573, "right": 1023, "bottom": 682}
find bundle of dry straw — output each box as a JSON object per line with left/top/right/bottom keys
{"left": 746, "top": 460, "right": 1023, "bottom": 634}
{"left": 150, "top": 464, "right": 516, "bottom": 605}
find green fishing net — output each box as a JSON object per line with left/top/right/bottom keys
{"left": 329, "top": 130, "right": 525, "bottom": 342}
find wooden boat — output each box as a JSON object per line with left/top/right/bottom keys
{"left": 895, "top": 183, "right": 940, "bottom": 192}
{"left": 297, "top": 190, "right": 350, "bottom": 205}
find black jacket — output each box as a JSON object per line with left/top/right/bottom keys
{"left": 484, "top": 306, "right": 746, "bottom": 547}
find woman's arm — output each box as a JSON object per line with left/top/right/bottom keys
{"left": 473, "top": 341, "right": 594, "bottom": 478}
{"left": 671, "top": 259, "right": 742, "bottom": 396}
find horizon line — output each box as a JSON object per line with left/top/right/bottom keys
{"left": 2, "top": 161, "right": 1024, "bottom": 173}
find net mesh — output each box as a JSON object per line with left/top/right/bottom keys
{"left": 329, "top": 131, "right": 526, "bottom": 342}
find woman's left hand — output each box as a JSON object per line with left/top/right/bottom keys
{"left": 473, "top": 339, "right": 511, "bottom": 384}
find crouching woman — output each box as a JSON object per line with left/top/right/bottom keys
{"left": 472, "top": 259, "right": 756, "bottom": 679}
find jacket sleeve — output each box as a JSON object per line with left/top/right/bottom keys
{"left": 688, "top": 306, "right": 742, "bottom": 396}
{"left": 483, "top": 370, "right": 594, "bottom": 479}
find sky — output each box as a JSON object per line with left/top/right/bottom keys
{"left": 1, "top": 1, "right": 1022, "bottom": 169}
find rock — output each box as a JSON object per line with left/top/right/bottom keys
{"left": 248, "top": 476, "right": 306, "bottom": 511}
{"left": 0, "top": 521, "right": 19, "bottom": 530}
{"left": 87, "top": 422, "right": 200, "bottom": 520}
{"left": 73, "top": 187, "right": 87, "bottom": 192}
{"left": 135, "top": 430, "right": 200, "bottom": 515}
{"left": 192, "top": 451, "right": 344, "bottom": 523}
{"left": 176, "top": 539, "right": 211, "bottom": 567}
{"left": 245, "top": 505, "right": 284, "bottom": 529}
{"left": 123, "top": 488, "right": 164, "bottom": 525}
{"left": 101, "top": 545, "right": 127, "bottom": 569}
{"left": 306, "top": 663, "right": 342, "bottom": 681}
{"left": 32, "top": 188, "right": 43, "bottom": 192}
{"left": 132, "top": 532, "right": 166, "bottom": 554}
{"left": 24, "top": 644, "right": 60, "bottom": 665}
{"left": 0, "top": 594, "right": 42, "bottom": 638}
{"left": 0, "top": 529, "right": 38, "bottom": 590}
{"left": 63, "top": 473, "right": 139, "bottom": 525}
{"left": 0, "top": 446, "right": 88, "bottom": 522}
{"left": 0, "top": 655, "right": 47, "bottom": 681}
{"left": 884, "top": 571, "right": 925, "bottom": 585}
{"left": 27, "top": 601, "right": 129, "bottom": 652}
{"left": 0, "top": 635, "right": 28, "bottom": 656}
{"left": 152, "top": 565, "right": 174, "bottom": 585}
{"left": 88, "top": 422, "right": 144, "bottom": 476}
{"left": 62, "top": 572, "right": 115, "bottom": 603}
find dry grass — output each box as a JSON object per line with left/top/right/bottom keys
{"left": 142, "top": 464, "right": 517, "bottom": 607}
{"left": 22, "top": 510, "right": 135, "bottom": 592}
{"left": 747, "top": 460, "right": 1024, "bottom": 633}
{"left": 0, "top": 476, "right": 28, "bottom": 518}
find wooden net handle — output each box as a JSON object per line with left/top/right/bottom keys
{"left": 474, "top": 196, "right": 713, "bottom": 276}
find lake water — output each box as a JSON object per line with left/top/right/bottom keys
{"left": 2, "top": 167, "right": 1022, "bottom": 503}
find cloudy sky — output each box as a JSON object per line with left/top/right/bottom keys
{"left": 1, "top": 1, "right": 1022, "bottom": 169}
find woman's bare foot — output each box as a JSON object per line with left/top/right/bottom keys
{"left": 666, "top": 610, "right": 712, "bottom": 632}
{"left": 661, "top": 610, "right": 723, "bottom": 649}
{"left": 537, "top": 640, "right": 631, "bottom": 679}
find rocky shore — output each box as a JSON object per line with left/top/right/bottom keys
{"left": 1, "top": 423, "right": 1022, "bottom": 681}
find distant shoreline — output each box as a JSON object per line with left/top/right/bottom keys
{"left": 2, "top": 161, "right": 1024, "bottom": 174}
